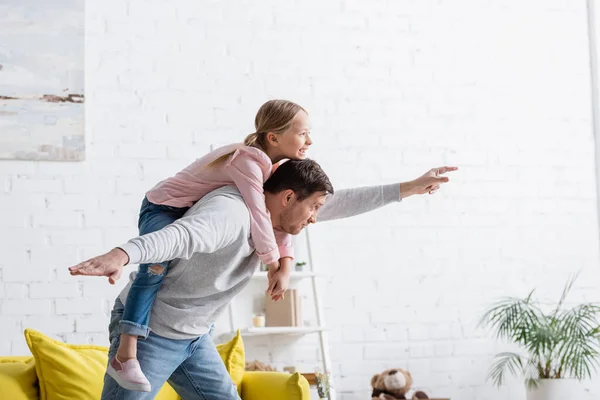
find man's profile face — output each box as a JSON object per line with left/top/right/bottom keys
{"left": 279, "top": 191, "right": 327, "bottom": 235}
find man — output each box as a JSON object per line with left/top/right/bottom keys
{"left": 70, "top": 159, "right": 456, "bottom": 399}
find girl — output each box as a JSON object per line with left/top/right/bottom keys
{"left": 107, "top": 99, "right": 311, "bottom": 391}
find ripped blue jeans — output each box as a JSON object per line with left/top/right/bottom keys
{"left": 104, "top": 299, "right": 240, "bottom": 399}
{"left": 119, "top": 197, "right": 189, "bottom": 338}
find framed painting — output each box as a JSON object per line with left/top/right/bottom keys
{"left": 0, "top": 0, "right": 85, "bottom": 161}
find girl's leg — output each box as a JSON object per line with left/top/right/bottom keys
{"left": 110, "top": 198, "right": 188, "bottom": 390}
{"left": 103, "top": 299, "right": 191, "bottom": 398}
{"left": 116, "top": 334, "right": 138, "bottom": 361}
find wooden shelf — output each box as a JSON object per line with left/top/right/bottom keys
{"left": 237, "top": 326, "right": 325, "bottom": 336}
{"left": 301, "top": 372, "right": 317, "bottom": 385}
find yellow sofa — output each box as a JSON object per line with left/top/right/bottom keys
{"left": 0, "top": 329, "right": 310, "bottom": 400}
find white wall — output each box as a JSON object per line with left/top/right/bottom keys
{"left": 1, "top": 0, "right": 600, "bottom": 399}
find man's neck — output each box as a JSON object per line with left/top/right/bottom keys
{"left": 264, "top": 193, "right": 282, "bottom": 229}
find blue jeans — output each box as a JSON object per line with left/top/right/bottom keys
{"left": 120, "top": 197, "right": 189, "bottom": 338}
{"left": 102, "top": 299, "right": 240, "bottom": 400}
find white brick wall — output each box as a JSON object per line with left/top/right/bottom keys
{"left": 1, "top": 0, "right": 599, "bottom": 399}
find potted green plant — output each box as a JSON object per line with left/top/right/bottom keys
{"left": 315, "top": 368, "right": 331, "bottom": 400}
{"left": 479, "top": 275, "right": 600, "bottom": 400}
{"left": 295, "top": 261, "right": 307, "bottom": 272}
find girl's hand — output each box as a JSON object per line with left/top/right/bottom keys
{"left": 266, "top": 261, "right": 279, "bottom": 283}
{"left": 267, "top": 268, "right": 291, "bottom": 301}
{"left": 266, "top": 258, "right": 292, "bottom": 301}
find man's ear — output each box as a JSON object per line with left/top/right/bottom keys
{"left": 280, "top": 189, "right": 295, "bottom": 206}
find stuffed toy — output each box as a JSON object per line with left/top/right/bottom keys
{"left": 245, "top": 360, "right": 276, "bottom": 371}
{"left": 371, "top": 368, "right": 429, "bottom": 400}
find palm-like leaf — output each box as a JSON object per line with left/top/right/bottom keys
{"left": 552, "top": 273, "right": 578, "bottom": 319}
{"left": 479, "top": 291, "right": 544, "bottom": 345}
{"left": 556, "top": 304, "right": 600, "bottom": 379}
{"left": 488, "top": 352, "right": 524, "bottom": 387}
{"left": 481, "top": 276, "right": 600, "bottom": 388}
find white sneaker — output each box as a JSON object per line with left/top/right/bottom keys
{"left": 106, "top": 356, "right": 151, "bottom": 392}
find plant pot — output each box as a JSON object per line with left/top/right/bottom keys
{"left": 525, "top": 379, "right": 584, "bottom": 400}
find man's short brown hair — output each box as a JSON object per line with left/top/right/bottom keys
{"left": 264, "top": 159, "right": 334, "bottom": 201}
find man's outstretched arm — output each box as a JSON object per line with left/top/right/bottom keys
{"left": 69, "top": 194, "right": 247, "bottom": 284}
{"left": 317, "top": 166, "right": 457, "bottom": 222}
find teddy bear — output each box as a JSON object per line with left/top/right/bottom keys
{"left": 244, "top": 360, "right": 276, "bottom": 371}
{"left": 371, "top": 368, "right": 429, "bottom": 400}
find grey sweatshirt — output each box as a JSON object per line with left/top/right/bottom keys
{"left": 118, "top": 184, "right": 401, "bottom": 339}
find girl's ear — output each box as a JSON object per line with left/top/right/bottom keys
{"left": 266, "top": 132, "right": 279, "bottom": 147}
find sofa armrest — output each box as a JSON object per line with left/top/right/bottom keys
{"left": 241, "top": 371, "right": 310, "bottom": 400}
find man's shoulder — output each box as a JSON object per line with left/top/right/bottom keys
{"left": 185, "top": 186, "right": 248, "bottom": 218}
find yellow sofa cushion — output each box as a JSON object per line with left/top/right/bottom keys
{"left": 216, "top": 329, "right": 245, "bottom": 395}
{"left": 23, "top": 329, "right": 179, "bottom": 400}
{"left": 241, "top": 371, "right": 310, "bottom": 400}
{"left": 0, "top": 356, "right": 38, "bottom": 400}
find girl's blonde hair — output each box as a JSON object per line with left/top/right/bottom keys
{"left": 207, "top": 100, "right": 307, "bottom": 168}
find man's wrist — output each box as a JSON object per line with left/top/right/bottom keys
{"left": 117, "top": 242, "right": 143, "bottom": 265}
{"left": 399, "top": 180, "right": 417, "bottom": 199}
{"left": 113, "top": 247, "right": 130, "bottom": 266}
